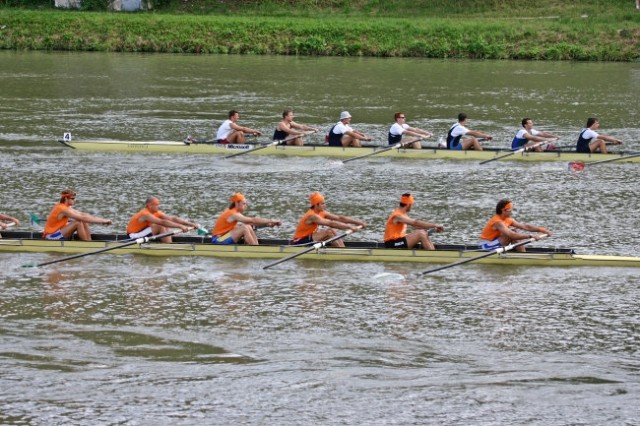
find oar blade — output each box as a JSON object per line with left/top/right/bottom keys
{"left": 568, "top": 161, "right": 585, "bottom": 172}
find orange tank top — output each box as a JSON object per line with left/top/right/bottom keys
{"left": 384, "top": 208, "right": 408, "bottom": 242}
{"left": 43, "top": 203, "right": 69, "bottom": 237}
{"left": 480, "top": 215, "right": 514, "bottom": 240}
{"left": 212, "top": 208, "right": 238, "bottom": 236}
{"left": 127, "top": 208, "right": 162, "bottom": 234}
{"left": 293, "top": 210, "right": 325, "bottom": 240}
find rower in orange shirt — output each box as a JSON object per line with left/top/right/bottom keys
{"left": 127, "top": 196, "right": 198, "bottom": 243}
{"left": 383, "top": 193, "right": 444, "bottom": 250}
{"left": 479, "top": 199, "right": 551, "bottom": 252}
{"left": 42, "top": 189, "right": 112, "bottom": 241}
{"left": 211, "top": 192, "right": 281, "bottom": 245}
{"left": 291, "top": 192, "right": 367, "bottom": 247}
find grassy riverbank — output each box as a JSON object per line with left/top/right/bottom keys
{"left": 1, "top": 1, "right": 639, "bottom": 60}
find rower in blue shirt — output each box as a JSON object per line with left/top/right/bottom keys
{"left": 446, "top": 113, "right": 493, "bottom": 150}
{"left": 511, "top": 118, "right": 559, "bottom": 151}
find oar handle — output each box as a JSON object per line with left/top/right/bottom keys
{"left": 263, "top": 226, "right": 361, "bottom": 270}
{"left": 275, "top": 130, "right": 318, "bottom": 145}
{"left": 479, "top": 141, "right": 546, "bottom": 165}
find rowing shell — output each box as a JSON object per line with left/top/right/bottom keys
{"left": 2, "top": 231, "right": 639, "bottom": 268}
{"left": 57, "top": 138, "right": 640, "bottom": 163}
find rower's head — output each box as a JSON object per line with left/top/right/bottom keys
{"left": 146, "top": 197, "right": 161, "bottom": 212}
{"left": 229, "top": 192, "right": 247, "bottom": 210}
{"left": 586, "top": 117, "right": 599, "bottom": 129}
{"left": 59, "top": 189, "right": 76, "bottom": 204}
{"left": 458, "top": 113, "right": 468, "bottom": 123}
{"left": 394, "top": 112, "right": 406, "bottom": 123}
{"left": 283, "top": 109, "right": 294, "bottom": 121}
{"left": 399, "top": 193, "right": 414, "bottom": 211}
{"left": 496, "top": 199, "right": 513, "bottom": 216}
{"left": 229, "top": 110, "right": 240, "bottom": 122}
{"left": 522, "top": 118, "right": 533, "bottom": 129}
{"left": 309, "top": 192, "right": 325, "bottom": 210}
{"left": 339, "top": 111, "right": 352, "bottom": 124}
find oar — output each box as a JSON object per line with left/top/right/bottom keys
{"left": 414, "top": 234, "right": 548, "bottom": 276}
{"left": 23, "top": 227, "right": 194, "bottom": 268}
{"left": 263, "top": 226, "right": 362, "bottom": 270}
{"left": 569, "top": 151, "right": 640, "bottom": 169}
{"left": 479, "top": 141, "right": 546, "bottom": 165}
{"left": 223, "top": 131, "right": 316, "bottom": 159}
{"left": 342, "top": 137, "right": 422, "bottom": 164}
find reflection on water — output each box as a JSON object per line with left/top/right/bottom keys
{"left": 1, "top": 52, "right": 639, "bottom": 424}
{"left": 1, "top": 51, "right": 639, "bottom": 144}
{"left": 2, "top": 258, "right": 639, "bottom": 424}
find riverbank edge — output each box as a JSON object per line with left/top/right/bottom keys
{"left": 1, "top": 9, "right": 639, "bottom": 61}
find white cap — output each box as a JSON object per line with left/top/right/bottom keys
{"left": 339, "top": 111, "right": 352, "bottom": 120}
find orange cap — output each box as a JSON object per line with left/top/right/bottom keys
{"left": 503, "top": 202, "right": 513, "bottom": 211}
{"left": 309, "top": 192, "right": 325, "bottom": 206}
{"left": 61, "top": 189, "right": 76, "bottom": 198}
{"left": 400, "top": 194, "right": 414, "bottom": 205}
{"left": 230, "top": 192, "right": 246, "bottom": 203}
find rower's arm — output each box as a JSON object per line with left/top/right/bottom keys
{"left": 66, "top": 208, "right": 112, "bottom": 225}
{"left": 601, "top": 134, "right": 622, "bottom": 144}
{"left": 466, "top": 130, "right": 492, "bottom": 140}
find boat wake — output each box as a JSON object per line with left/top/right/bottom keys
{"left": 326, "top": 160, "right": 344, "bottom": 167}
{"left": 372, "top": 272, "right": 406, "bottom": 283}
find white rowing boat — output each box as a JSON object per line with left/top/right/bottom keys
{"left": 57, "top": 137, "right": 640, "bottom": 163}
{"left": 2, "top": 231, "right": 639, "bottom": 267}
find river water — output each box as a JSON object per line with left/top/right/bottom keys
{"left": 1, "top": 52, "right": 639, "bottom": 425}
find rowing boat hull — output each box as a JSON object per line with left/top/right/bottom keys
{"left": 2, "top": 232, "right": 639, "bottom": 267}
{"left": 58, "top": 139, "right": 640, "bottom": 163}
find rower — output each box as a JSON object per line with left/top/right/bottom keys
{"left": 127, "top": 197, "right": 198, "bottom": 243}
{"left": 479, "top": 199, "right": 551, "bottom": 252}
{"left": 383, "top": 193, "right": 444, "bottom": 250}
{"left": 42, "top": 189, "right": 112, "bottom": 241}
{"left": 291, "top": 192, "right": 366, "bottom": 247}
{"left": 327, "top": 111, "right": 372, "bottom": 148}
{"left": 446, "top": 113, "right": 493, "bottom": 151}
{"left": 273, "top": 109, "right": 318, "bottom": 146}
{"left": 511, "top": 118, "right": 560, "bottom": 151}
{"left": 388, "top": 112, "right": 432, "bottom": 149}
{"left": 211, "top": 193, "right": 281, "bottom": 245}
{"left": 576, "top": 117, "right": 623, "bottom": 154}
{"left": 216, "top": 110, "right": 262, "bottom": 144}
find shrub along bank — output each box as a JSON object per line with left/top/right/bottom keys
{"left": 0, "top": 1, "right": 639, "bottom": 60}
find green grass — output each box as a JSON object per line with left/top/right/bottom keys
{"left": 1, "top": 1, "right": 639, "bottom": 60}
